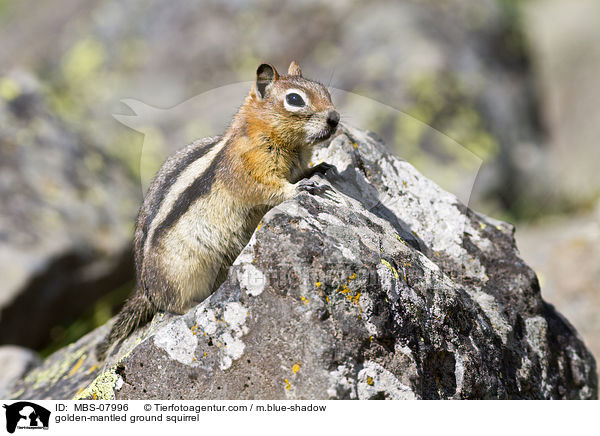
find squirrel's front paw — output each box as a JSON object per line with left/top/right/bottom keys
{"left": 296, "top": 179, "right": 335, "bottom": 198}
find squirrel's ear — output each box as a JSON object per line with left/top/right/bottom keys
{"left": 288, "top": 61, "right": 302, "bottom": 76}
{"left": 255, "top": 63, "right": 279, "bottom": 99}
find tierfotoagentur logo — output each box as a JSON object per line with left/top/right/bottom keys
{"left": 2, "top": 402, "right": 50, "bottom": 433}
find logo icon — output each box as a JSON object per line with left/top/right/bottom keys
{"left": 3, "top": 402, "right": 50, "bottom": 433}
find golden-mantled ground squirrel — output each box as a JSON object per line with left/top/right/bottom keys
{"left": 96, "top": 61, "right": 339, "bottom": 359}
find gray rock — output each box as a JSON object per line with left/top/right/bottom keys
{"left": 516, "top": 202, "right": 600, "bottom": 385}
{"left": 5, "top": 126, "right": 597, "bottom": 400}
{"left": 0, "top": 71, "right": 138, "bottom": 349}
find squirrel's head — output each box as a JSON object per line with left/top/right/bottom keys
{"left": 248, "top": 61, "right": 339, "bottom": 147}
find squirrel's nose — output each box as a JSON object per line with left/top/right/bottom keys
{"left": 327, "top": 110, "right": 340, "bottom": 129}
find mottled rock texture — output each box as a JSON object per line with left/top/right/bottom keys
{"left": 6, "top": 126, "right": 597, "bottom": 400}
{"left": 516, "top": 204, "right": 600, "bottom": 384}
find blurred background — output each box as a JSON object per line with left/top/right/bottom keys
{"left": 0, "top": 0, "right": 598, "bottom": 381}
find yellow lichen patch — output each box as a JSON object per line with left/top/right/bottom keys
{"left": 284, "top": 378, "right": 291, "bottom": 390}
{"left": 367, "top": 376, "right": 374, "bottom": 386}
{"left": 61, "top": 38, "right": 106, "bottom": 85}
{"left": 315, "top": 282, "right": 322, "bottom": 288}
{"left": 0, "top": 77, "right": 21, "bottom": 101}
{"left": 256, "top": 221, "right": 263, "bottom": 231}
{"left": 325, "top": 296, "right": 330, "bottom": 303}
{"left": 292, "top": 363, "right": 301, "bottom": 374}
{"left": 479, "top": 222, "right": 487, "bottom": 230}
{"left": 9, "top": 388, "right": 24, "bottom": 399}
{"left": 380, "top": 259, "right": 399, "bottom": 280}
{"left": 338, "top": 284, "right": 351, "bottom": 294}
{"left": 23, "top": 345, "right": 87, "bottom": 390}
{"left": 352, "top": 141, "right": 359, "bottom": 149}
{"left": 300, "top": 296, "right": 309, "bottom": 305}
{"left": 87, "top": 365, "right": 98, "bottom": 374}
{"left": 73, "top": 369, "right": 119, "bottom": 400}
{"left": 346, "top": 291, "right": 361, "bottom": 304}
{"left": 348, "top": 273, "right": 357, "bottom": 280}
{"left": 67, "top": 354, "right": 86, "bottom": 378}
{"left": 395, "top": 233, "right": 407, "bottom": 245}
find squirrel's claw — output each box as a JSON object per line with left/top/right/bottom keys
{"left": 297, "top": 179, "right": 336, "bottom": 201}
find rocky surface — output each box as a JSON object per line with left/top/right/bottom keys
{"left": 5, "top": 126, "right": 597, "bottom": 400}
{"left": 516, "top": 203, "right": 600, "bottom": 383}
{"left": 0, "top": 71, "right": 138, "bottom": 349}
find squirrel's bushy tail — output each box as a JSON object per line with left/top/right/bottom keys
{"left": 95, "top": 292, "right": 155, "bottom": 361}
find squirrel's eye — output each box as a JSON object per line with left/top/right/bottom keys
{"left": 286, "top": 93, "right": 305, "bottom": 107}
